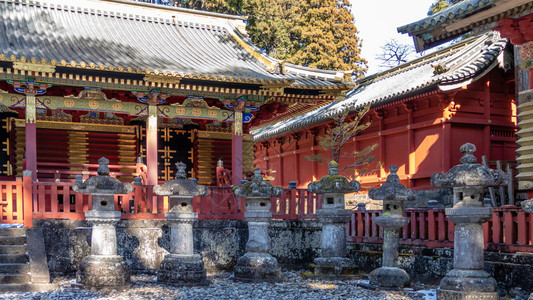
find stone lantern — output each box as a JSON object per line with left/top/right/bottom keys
{"left": 73, "top": 157, "right": 133, "bottom": 289}
{"left": 153, "top": 162, "right": 210, "bottom": 285}
{"left": 308, "top": 161, "right": 360, "bottom": 276}
{"left": 232, "top": 167, "right": 283, "bottom": 282}
{"left": 368, "top": 164, "right": 415, "bottom": 288}
{"left": 431, "top": 143, "right": 507, "bottom": 299}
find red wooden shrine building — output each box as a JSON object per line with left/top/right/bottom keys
{"left": 253, "top": 32, "right": 517, "bottom": 192}
{"left": 0, "top": 0, "right": 529, "bottom": 256}
{"left": 0, "top": 0, "right": 356, "bottom": 225}
{"left": 0, "top": 0, "right": 354, "bottom": 185}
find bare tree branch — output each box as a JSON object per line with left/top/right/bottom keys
{"left": 375, "top": 39, "right": 416, "bottom": 69}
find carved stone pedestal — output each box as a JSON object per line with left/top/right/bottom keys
{"left": 157, "top": 210, "right": 207, "bottom": 285}
{"left": 437, "top": 207, "right": 498, "bottom": 300}
{"left": 233, "top": 201, "right": 280, "bottom": 282}
{"left": 431, "top": 144, "right": 506, "bottom": 300}
{"left": 153, "top": 162, "right": 210, "bottom": 285}
{"left": 369, "top": 216, "right": 410, "bottom": 288}
{"left": 76, "top": 202, "right": 130, "bottom": 289}
{"left": 313, "top": 209, "right": 356, "bottom": 276}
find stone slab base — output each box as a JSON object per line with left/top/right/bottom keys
{"left": 157, "top": 254, "right": 208, "bottom": 285}
{"left": 233, "top": 252, "right": 280, "bottom": 282}
{"left": 369, "top": 266, "right": 410, "bottom": 288}
{"left": 76, "top": 255, "right": 130, "bottom": 289}
{"left": 439, "top": 269, "right": 497, "bottom": 294}
{"left": 0, "top": 283, "right": 58, "bottom": 292}
{"left": 312, "top": 257, "right": 357, "bottom": 276}
{"left": 437, "top": 289, "right": 499, "bottom": 300}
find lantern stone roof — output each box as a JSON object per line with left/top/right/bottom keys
{"left": 233, "top": 168, "right": 283, "bottom": 198}
{"left": 0, "top": 0, "right": 353, "bottom": 90}
{"left": 252, "top": 32, "right": 507, "bottom": 141}
{"left": 307, "top": 161, "right": 361, "bottom": 195}
{"left": 431, "top": 143, "right": 508, "bottom": 188}
{"left": 397, "top": 0, "right": 533, "bottom": 52}
{"left": 73, "top": 157, "right": 133, "bottom": 194}
{"left": 153, "top": 162, "right": 209, "bottom": 197}
{"left": 368, "top": 165, "right": 415, "bottom": 201}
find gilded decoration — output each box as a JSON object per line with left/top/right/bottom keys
{"left": 65, "top": 89, "right": 120, "bottom": 102}
{"left": 12, "top": 62, "right": 55, "bottom": 73}
{"left": 13, "top": 119, "right": 135, "bottom": 133}
{"left": 80, "top": 111, "right": 124, "bottom": 125}
{"left": 37, "top": 109, "right": 72, "bottom": 122}
{"left": 0, "top": 93, "right": 148, "bottom": 116}
{"left": 26, "top": 94, "right": 36, "bottom": 123}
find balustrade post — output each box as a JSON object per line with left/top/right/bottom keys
{"left": 23, "top": 171, "right": 33, "bottom": 228}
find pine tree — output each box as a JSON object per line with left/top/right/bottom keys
{"left": 289, "top": 0, "right": 366, "bottom": 73}
{"left": 245, "top": 0, "right": 300, "bottom": 61}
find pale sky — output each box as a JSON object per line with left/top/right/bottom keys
{"left": 350, "top": 0, "right": 436, "bottom": 75}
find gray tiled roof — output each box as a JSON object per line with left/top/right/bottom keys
{"left": 397, "top": 0, "right": 498, "bottom": 35}
{"left": 252, "top": 33, "right": 507, "bottom": 141}
{"left": 0, "top": 0, "right": 348, "bottom": 89}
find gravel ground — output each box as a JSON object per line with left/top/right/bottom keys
{"left": 0, "top": 271, "right": 437, "bottom": 300}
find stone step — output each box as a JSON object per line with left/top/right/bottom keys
{"left": 0, "top": 254, "right": 28, "bottom": 264}
{"left": 0, "top": 283, "right": 58, "bottom": 292}
{"left": 0, "top": 245, "right": 27, "bottom": 255}
{"left": 0, "top": 228, "right": 26, "bottom": 237}
{"left": 0, "top": 263, "right": 30, "bottom": 274}
{"left": 0, "top": 274, "right": 30, "bottom": 284}
{"left": 0, "top": 236, "right": 26, "bottom": 246}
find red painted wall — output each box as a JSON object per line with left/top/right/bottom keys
{"left": 254, "top": 70, "right": 517, "bottom": 191}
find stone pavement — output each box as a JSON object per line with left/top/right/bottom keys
{"left": 0, "top": 270, "right": 436, "bottom": 300}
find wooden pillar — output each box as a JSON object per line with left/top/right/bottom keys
{"left": 23, "top": 170, "right": 33, "bottom": 228}
{"left": 25, "top": 93, "right": 37, "bottom": 181}
{"left": 232, "top": 110, "right": 243, "bottom": 184}
{"left": 483, "top": 79, "right": 491, "bottom": 158}
{"left": 441, "top": 122, "right": 452, "bottom": 172}
{"left": 406, "top": 107, "right": 415, "bottom": 188}
{"left": 377, "top": 113, "right": 386, "bottom": 179}
{"left": 146, "top": 104, "right": 158, "bottom": 186}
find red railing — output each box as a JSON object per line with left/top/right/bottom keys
{"left": 0, "top": 179, "right": 24, "bottom": 224}
{"left": 348, "top": 208, "right": 533, "bottom": 253}
{"left": 34, "top": 162, "right": 144, "bottom": 182}
{"left": 27, "top": 182, "right": 323, "bottom": 222}
{"left": 272, "top": 188, "right": 322, "bottom": 220}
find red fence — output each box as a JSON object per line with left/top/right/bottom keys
{"left": 3, "top": 177, "right": 533, "bottom": 254}
{"left": 0, "top": 179, "right": 23, "bottom": 224}
{"left": 23, "top": 181, "right": 322, "bottom": 222}
{"left": 347, "top": 208, "right": 533, "bottom": 253}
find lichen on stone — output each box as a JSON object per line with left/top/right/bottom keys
{"left": 233, "top": 168, "right": 283, "bottom": 198}
{"left": 308, "top": 161, "right": 361, "bottom": 194}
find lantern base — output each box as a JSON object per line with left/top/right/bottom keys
{"left": 369, "top": 266, "right": 410, "bottom": 288}
{"left": 312, "top": 257, "right": 357, "bottom": 276}
{"left": 233, "top": 252, "right": 280, "bottom": 282}
{"left": 438, "top": 269, "right": 498, "bottom": 299}
{"left": 437, "top": 289, "right": 499, "bottom": 300}
{"left": 76, "top": 255, "right": 130, "bottom": 289}
{"left": 157, "top": 254, "right": 208, "bottom": 285}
